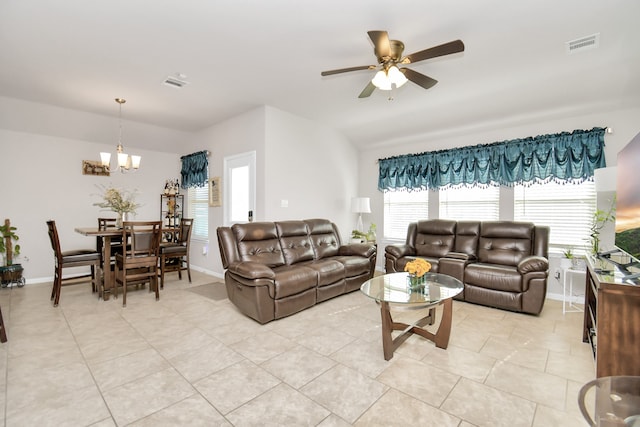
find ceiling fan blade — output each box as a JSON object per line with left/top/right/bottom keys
{"left": 402, "top": 39, "right": 465, "bottom": 64}
{"left": 401, "top": 68, "right": 438, "bottom": 90}
{"left": 368, "top": 30, "right": 391, "bottom": 59}
{"left": 321, "top": 65, "right": 375, "bottom": 76}
{"left": 358, "top": 81, "right": 376, "bottom": 98}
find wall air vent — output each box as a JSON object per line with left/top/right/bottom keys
{"left": 163, "top": 76, "right": 189, "bottom": 88}
{"left": 566, "top": 33, "right": 600, "bottom": 54}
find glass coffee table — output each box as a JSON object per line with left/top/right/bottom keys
{"left": 360, "top": 272, "right": 463, "bottom": 360}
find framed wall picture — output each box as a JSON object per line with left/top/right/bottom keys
{"left": 209, "top": 176, "right": 221, "bottom": 206}
{"left": 82, "top": 160, "right": 110, "bottom": 176}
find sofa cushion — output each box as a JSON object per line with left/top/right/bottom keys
{"left": 331, "top": 255, "right": 371, "bottom": 277}
{"left": 305, "top": 219, "right": 340, "bottom": 259}
{"left": 454, "top": 221, "right": 480, "bottom": 256}
{"left": 464, "top": 263, "right": 523, "bottom": 292}
{"left": 272, "top": 265, "right": 318, "bottom": 298}
{"left": 276, "top": 221, "right": 315, "bottom": 265}
{"left": 477, "top": 222, "right": 534, "bottom": 266}
{"left": 414, "top": 219, "right": 456, "bottom": 258}
{"left": 301, "top": 259, "right": 345, "bottom": 286}
{"left": 233, "top": 222, "right": 285, "bottom": 267}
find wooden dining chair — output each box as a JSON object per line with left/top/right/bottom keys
{"left": 159, "top": 218, "right": 193, "bottom": 289}
{"left": 0, "top": 305, "right": 7, "bottom": 343}
{"left": 46, "top": 220, "right": 102, "bottom": 307}
{"left": 97, "top": 217, "right": 123, "bottom": 266}
{"left": 114, "top": 221, "right": 162, "bottom": 307}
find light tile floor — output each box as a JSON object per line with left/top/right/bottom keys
{"left": 0, "top": 271, "right": 592, "bottom": 426}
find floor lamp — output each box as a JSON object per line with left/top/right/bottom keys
{"left": 351, "top": 197, "right": 371, "bottom": 233}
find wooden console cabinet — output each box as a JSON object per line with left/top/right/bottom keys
{"left": 583, "top": 254, "right": 640, "bottom": 377}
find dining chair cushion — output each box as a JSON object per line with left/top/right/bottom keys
{"left": 61, "top": 250, "right": 102, "bottom": 263}
{"left": 160, "top": 244, "right": 187, "bottom": 255}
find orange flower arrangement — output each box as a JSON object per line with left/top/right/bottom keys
{"left": 404, "top": 258, "right": 431, "bottom": 277}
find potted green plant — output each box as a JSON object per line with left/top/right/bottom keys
{"left": 351, "top": 229, "right": 368, "bottom": 243}
{"left": 588, "top": 202, "right": 616, "bottom": 255}
{"left": 351, "top": 224, "right": 377, "bottom": 244}
{"left": 0, "top": 219, "right": 24, "bottom": 287}
{"left": 560, "top": 248, "right": 574, "bottom": 269}
{"left": 366, "top": 223, "right": 377, "bottom": 243}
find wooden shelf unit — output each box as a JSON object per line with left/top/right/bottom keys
{"left": 583, "top": 254, "right": 640, "bottom": 377}
{"left": 160, "top": 194, "right": 184, "bottom": 242}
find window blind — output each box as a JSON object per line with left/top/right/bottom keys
{"left": 383, "top": 191, "right": 428, "bottom": 240}
{"left": 515, "top": 180, "right": 596, "bottom": 253}
{"left": 439, "top": 186, "right": 499, "bottom": 221}
{"left": 188, "top": 185, "right": 209, "bottom": 240}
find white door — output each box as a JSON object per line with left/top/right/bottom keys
{"left": 224, "top": 151, "right": 256, "bottom": 225}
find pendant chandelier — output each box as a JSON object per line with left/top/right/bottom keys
{"left": 100, "top": 98, "right": 141, "bottom": 173}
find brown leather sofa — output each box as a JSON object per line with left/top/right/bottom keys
{"left": 217, "top": 219, "right": 377, "bottom": 324}
{"left": 385, "top": 220, "right": 549, "bottom": 314}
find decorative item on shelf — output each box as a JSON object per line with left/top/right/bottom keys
{"left": 0, "top": 219, "right": 24, "bottom": 287}
{"left": 99, "top": 98, "right": 141, "bottom": 174}
{"left": 351, "top": 223, "right": 376, "bottom": 244}
{"left": 561, "top": 249, "right": 575, "bottom": 269}
{"left": 366, "top": 223, "right": 377, "bottom": 243}
{"left": 351, "top": 229, "right": 367, "bottom": 243}
{"left": 93, "top": 185, "right": 140, "bottom": 228}
{"left": 164, "top": 179, "right": 180, "bottom": 195}
{"left": 588, "top": 199, "right": 616, "bottom": 254}
{"left": 404, "top": 258, "right": 431, "bottom": 289}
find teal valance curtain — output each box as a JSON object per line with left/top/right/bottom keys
{"left": 180, "top": 151, "right": 209, "bottom": 188}
{"left": 378, "top": 127, "right": 606, "bottom": 191}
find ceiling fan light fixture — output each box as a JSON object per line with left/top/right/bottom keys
{"left": 388, "top": 66, "right": 408, "bottom": 88}
{"left": 372, "top": 70, "right": 391, "bottom": 90}
{"left": 372, "top": 66, "right": 407, "bottom": 91}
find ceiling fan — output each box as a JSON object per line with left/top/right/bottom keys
{"left": 321, "top": 30, "right": 465, "bottom": 98}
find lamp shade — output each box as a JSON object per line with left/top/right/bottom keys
{"left": 100, "top": 152, "right": 111, "bottom": 167}
{"left": 594, "top": 167, "right": 617, "bottom": 192}
{"left": 351, "top": 197, "right": 371, "bottom": 214}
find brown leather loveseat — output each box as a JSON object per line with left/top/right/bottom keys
{"left": 385, "top": 220, "right": 549, "bottom": 314}
{"left": 217, "top": 219, "right": 377, "bottom": 324}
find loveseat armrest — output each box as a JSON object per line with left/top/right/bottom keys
{"left": 228, "top": 261, "right": 276, "bottom": 280}
{"left": 339, "top": 243, "right": 377, "bottom": 258}
{"left": 385, "top": 244, "right": 415, "bottom": 259}
{"left": 517, "top": 256, "right": 549, "bottom": 274}
{"left": 443, "top": 251, "right": 477, "bottom": 262}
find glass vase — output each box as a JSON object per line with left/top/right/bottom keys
{"left": 408, "top": 273, "right": 426, "bottom": 289}
{"left": 115, "top": 212, "right": 128, "bottom": 228}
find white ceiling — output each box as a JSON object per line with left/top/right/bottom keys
{"left": 1, "top": 0, "right": 639, "bottom": 149}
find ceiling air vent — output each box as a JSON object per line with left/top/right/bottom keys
{"left": 163, "top": 76, "right": 189, "bottom": 88}
{"left": 566, "top": 33, "right": 600, "bottom": 54}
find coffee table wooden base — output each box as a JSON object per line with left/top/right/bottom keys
{"left": 380, "top": 298, "right": 453, "bottom": 361}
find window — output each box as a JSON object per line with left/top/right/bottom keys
{"left": 515, "top": 180, "right": 596, "bottom": 253}
{"left": 439, "top": 186, "right": 499, "bottom": 221}
{"left": 188, "top": 185, "right": 209, "bottom": 240}
{"left": 224, "top": 151, "right": 256, "bottom": 225}
{"left": 383, "top": 190, "right": 429, "bottom": 240}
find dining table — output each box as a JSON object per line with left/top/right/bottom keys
{"left": 75, "top": 224, "right": 177, "bottom": 300}
{"left": 74, "top": 227, "right": 122, "bottom": 300}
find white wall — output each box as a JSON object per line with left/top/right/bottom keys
{"left": 264, "top": 106, "right": 359, "bottom": 236}
{"left": 1, "top": 129, "right": 182, "bottom": 281}
{"left": 183, "top": 106, "right": 267, "bottom": 277}
{"left": 0, "top": 96, "right": 190, "bottom": 282}
{"left": 0, "top": 96, "right": 186, "bottom": 153}
{"left": 185, "top": 106, "right": 360, "bottom": 277}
